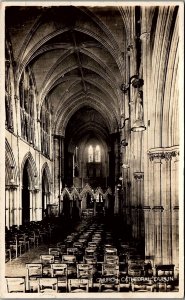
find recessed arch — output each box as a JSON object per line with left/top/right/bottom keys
{"left": 21, "top": 152, "right": 38, "bottom": 189}
{"left": 5, "top": 139, "right": 18, "bottom": 186}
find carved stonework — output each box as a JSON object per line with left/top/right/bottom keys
{"left": 140, "top": 32, "right": 150, "bottom": 41}
{"left": 143, "top": 206, "right": 151, "bottom": 211}
{"left": 134, "top": 172, "right": 144, "bottom": 180}
{"left": 148, "top": 147, "right": 180, "bottom": 161}
{"left": 152, "top": 206, "right": 164, "bottom": 212}
{"left": 14, "top": 95, "right": 19, "bottom": 102}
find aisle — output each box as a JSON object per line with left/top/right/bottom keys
{"left": 5, "top": 244, "right": 56, "bottom": 277}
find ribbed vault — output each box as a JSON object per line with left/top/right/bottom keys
{"left": 6, "top": 5, "right": 128, "bottom": 137}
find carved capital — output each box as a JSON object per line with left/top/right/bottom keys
{"left": 143, "top": 205, "right": 151, "bottom": 211}
{"left": 6, "top": 184, "right": 18, "bottom": 190}
{"left": 121, "top": 83, "right": 129, "bottom": 94}
{"left": 134, "top": 172, "right": 144, "bottom": 180}
{"left": 14, "top": 95, "right": 19, "bottom": 102}
{"left": 152, "top": 206, "right": 164, "bottom": 212}
{"left": 148, "top": 146, "right": 180, "bottom": 161}
{"left": 140, "top": 32, "right": 150, "bottom": 40}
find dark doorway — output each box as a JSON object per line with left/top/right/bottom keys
{"left": 86, "top": 192, "right": 94, "bottom": 209}
{"left": 63, "top": 195, "right": 71, "bottom": 219}
{"left": 22, "top": 160, "right": 30, "bottom": 224}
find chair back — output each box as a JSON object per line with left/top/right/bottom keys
{"left": 40, "top": 254, "right": 55, "bottom": 265}
{"left": 85, "top": 247, "right": 96, "bottom": 256}
{"left": 104, "top": 248, "right": 117, "bottom": 256}
{"left": 50, "top": 263, "right": 67, "bottom": 277}
{"left": 26, "top": 263, "right": 43, "bottom": 278}
{"left": 5, "top": 276, "right": 26, "bottom": 293}
{"left": 102, "top": 264, "right": 119, "bottom": 277}
{"left": 104, "top": 255, "right": 119, "bottom": 264}
{"left": 62, "top": 255, "right": 76, "bottom": 264}
{"left": 38, "top": 277, "right": 58, "bottom": 293}
{"left": 77, "top": 264, "right": 93, "bottom": 278}
{"left": 49, "top": 248, "right": 61, "bottom": 258}
{"left": 68, "top": 278, "right": 89, "bottom": 292}
{"left": 67, "top": 247, "right": 78, "bottom": 255}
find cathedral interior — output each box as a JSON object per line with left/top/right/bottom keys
{"left": 3, "top": 4, "right": 183, "bottom": 295}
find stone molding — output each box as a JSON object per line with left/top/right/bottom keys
{"left": 148, "top": 146, "right": 179, "bottom": 161}
{"left": 140, "top": 32, "right": 150, "bottom": 40}
{"left": 152, "top": 205, "right": 164, "bottom": 212}
{"left": 134, "top": 172, "right": 144, "bottom": 180}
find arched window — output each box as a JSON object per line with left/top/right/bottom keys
{"left": 19, "top": 67, "right": 35, "bottom": 145}
{"left": 95, "top": 145, "right": 101, "bottom": 162}
{"left": 40, "top": 97, "right": 51, "bottom": 158}
{"left": 5, "top": 46, "right": 13, "bottom": 131}
{"left": 88, "top": 145, "right": 93, "bottom": 162}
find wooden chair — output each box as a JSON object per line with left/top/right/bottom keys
{"left": 131, "top": 278, "right": 154, "bottom": 292}
{"left": 88, "top": 242, "right": 98, "bottom": 249}
{"left": 102, "top": 263, "right": 119, "bottom": 279}
{"left": 67, "top": 247, "right": 78, "bottom": 255}
{"left": 62, "top": 255, "right": 76, "bottom": 277}
{"left": 51, "top": 263, "right": 67, "bottom": 291}
{"left": 9, "top": 236, "right": 22, "bottom": 258}
{"left": 155, "top": 264, "right": 175, "bottom": 291}
{"left": 77, "top": 263, "right": 94, "bottom": 288}
{"left": 40, "top": 254, "right": 55, "bottom": 276}
{"left": 56, "top": 243, "right": 66, "bottom": 253}
{"left": 85, "top": 247, "right": 97, "bottom": 256}
{"left": 104, "top": 255, "right": 119, "bottom": 265}
{"left": 5, "top": 276, "right": 26, "bottom": 293}
{"left": 104, "top": 247, "right": 117, "bottom": 256}
{"left": 38, "top": 277, "right": 58, "bottom": 293}
{"left": 5, "top": 248, "right": 12, "bottom": 262}
{"left": 68, "top": 278, "right": 89, "bottom": 292}
{"left": 99, "top": 279, "right": 120, "bottom": 292}
{"left": 128, "top": 263, "right": 144, "bottom": 276}
{"left": 18, "top": 233, "right": 30, "bottom": 252}
{"left": 26, "top": 263, "right": 43, "bottom": 292}
{"left": 49, "top": 247, "right": 61, "bottom": 262}
{"left": 73, "top": 242, "right": 84, "bottom": 250}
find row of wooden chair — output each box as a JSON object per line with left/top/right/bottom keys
{"left": 5, "top": 221, "right": 55, "bottom": 262}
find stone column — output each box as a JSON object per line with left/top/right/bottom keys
{"left": 143, "top": 206, "right": 152, "bottom": 262}
{"left": 171, "top": 151, "right": 179, "bottom": 271}
{"left": 148, "top": 151, "right": 163, "bottom": 264}
{"left": 14, "top": 95, "right": 22, "bottom": 137}
{"left": 29, "top": 189, "right": 34, "bottom": 222}
{"left": 5, "top": 188, "right": 10, "bottom": 228}
{"left": 53, "top": 135, "right": 62, "bottom": 204}
{"left": 61, "top": 137, "right": 65, "bottom": 183}
{"left": 134, "top": 172, "right": 144, "bottom": 240}
{"left": 161, "top": 155, "right": 172, "bottom": 264}
{"left": 9, "top": 188, "right": 14, "bottom": 226}
{"left": 12, "top": 188, "right": 18, "bottom": 225}
{"left": 114, "top": 186, "right": 119, "bottom": 215}
{"left": 153, "top": 206, "right": 164, "bottom": 265}
{"left": 148, "top": 147, "right": 179, "bottom": 265}
{"left": 33, "top": 188, "right": 40, "bottom": 221}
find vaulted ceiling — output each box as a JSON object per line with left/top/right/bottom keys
{"left": 6, "top": 5, "right": 130, "bottom": 141}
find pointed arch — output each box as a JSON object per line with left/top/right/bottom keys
{"left": 41, "top": 162, "right": 52, "bottom": 192}
{"left": 5, "top": 139, "right": 18, "bottom": 186}
{"left": 61, "top": 187, "right": 73, "bottom": 200}
{"left": 80, "top": 184, "right": 95, "bottom": 198}
{"left": 21, "top": 152, "right": 38, "bottom": 189}
{"left": 71, "top": 187, "right": 81, "bottom": 200}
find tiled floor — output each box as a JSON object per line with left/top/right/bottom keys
{"left": 5, "top": 244, "right": 55, "bottom": 276}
